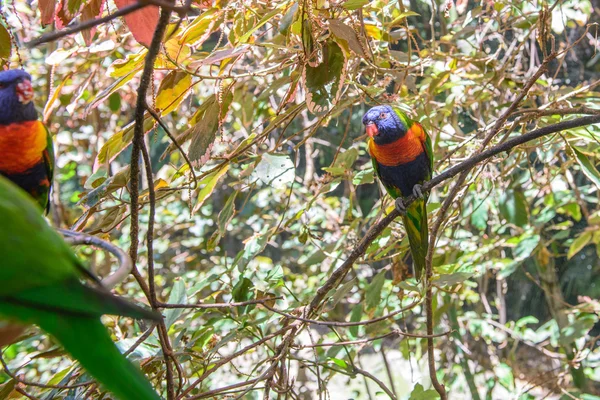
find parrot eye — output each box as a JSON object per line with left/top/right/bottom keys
{"left": 379, "top": 112, "right": 388, "bottom": 119}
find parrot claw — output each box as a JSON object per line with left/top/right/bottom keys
{"left": 395, "top": 198, "right": 406, "bottom": 215}
{"left": 412, "top": 184, "right": 424, "bottom": 199}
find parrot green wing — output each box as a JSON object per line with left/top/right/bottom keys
{"left": 42, "top": 123, "right": 55, "bottom": 213}
{"left": 0, "top": 301, "right": 161, "bottom": 400}
{"left": 423, "top": 126, "right": 434, "bottom": 178}
{"left": 0, "top": 177, "right": 78, "bottom": 294}
{"left": 0, "top": 176, "right": 161, "bottom": 400}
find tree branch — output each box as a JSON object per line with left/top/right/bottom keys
{"left": 26, "top": 0, "right": 190, "bottom": 48}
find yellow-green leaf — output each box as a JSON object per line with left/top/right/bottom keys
{"left": 155, "top": 71, "right": 192, "bottom": 114}
{"left": 193, "top": 166, "right": 229, "bottom": 212}
{"left": 568, "top": 231, "right": 592, "bottom": 259}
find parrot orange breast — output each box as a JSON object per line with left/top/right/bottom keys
{"left": 368, "top": 123, "right": 426, "bottom": 167}
{"left": 0, "top": 121, "right": 47, "bottom": 174}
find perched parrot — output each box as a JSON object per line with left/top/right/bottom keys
{"left": 0, "top": 69, "right": 54, "bottom": 212}
{"left": 0, "top": 176, "right": 162, "bottom": 400}
{"left": 362, "top": 105, "right": 433, "bottom": 279}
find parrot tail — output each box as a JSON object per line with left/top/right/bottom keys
{"left": 401, "top": 198, "right": 429, "bottom": 280}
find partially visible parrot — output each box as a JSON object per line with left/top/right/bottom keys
{"left": 0, "top": 69, "right": 54, "bottom": 212}
{"left": 362, "top": 105, "right": 433, "bottom": 279}
{"left": 0, "top": 176, "right": 162, "bottom": 400}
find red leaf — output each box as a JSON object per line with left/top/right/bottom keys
{"left": 55, "top": 0, "right": 73, "bottom": 29}
{"left": 39, "top": 0, "right": 56, "bottom": 26}
{"left": 81, "top": 0, "right": 105, "bottom": 45}
{"left": 114, "top": 0, "right": 159, "bottom": 47}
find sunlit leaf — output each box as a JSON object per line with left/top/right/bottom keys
{"left": 114, "top": 0, "right": 159, "bottom": 47}
{"left": 193, "top": 165, "right": 229, "bottom": 213}
{"left": 155, "top": 71, "right": 192, "bottom": 114}
{"left": 251, "top": 153, "right": 295, "bottom": 189}
{"left": 408, "top": 383, "right": 439, "bottom": 400}
{"left": 342, "top": 0, "right": 371, "bottom": 10}
{"left": 329, "top": 19, "right": 366, "bottom": 58}
{"left": 94, "top": 113, "right": 154, "bottom": 170}
{"left": 0, "top": 24, "right": 11, "bottom": 60}
{"left": 179, "top": 8, "right": 221, "bottom": 45}
{"left": 39, "top": 0, "right": 56, "bottom": 25}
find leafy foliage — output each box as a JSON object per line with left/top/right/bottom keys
{"left": 1, "top": 0, "right": 599, "bottom": 398}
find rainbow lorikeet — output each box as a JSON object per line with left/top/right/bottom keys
{"left": 0, "top": 176, "right": 161, "bottom": 400}
{"left": 0, "top": 69, "right": 54, "bottom": 212}
{"left": 363, "top": 105, "right": 433, "bottom": 279}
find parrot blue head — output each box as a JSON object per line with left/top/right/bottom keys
{"left": 362, "top": 105, "right": 407, "bottom": 145}
{"left": 0, "top": 69, "right": 38, "bottom": 125}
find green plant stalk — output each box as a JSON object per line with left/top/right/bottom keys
{"left": 448, "top": 301, "right": 482, "bottom": 400}
{"left": 534, "top": 249, "right": 587, "bottom": 391}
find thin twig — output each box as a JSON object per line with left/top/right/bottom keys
{"left": 263, "top": 301, "right": 419, "bottom": 327}
{"left": 295, "top": 329, "right": 450, "bottom": 348}
{"left": 157, "top": 297, "right": 282, "bottom": 309}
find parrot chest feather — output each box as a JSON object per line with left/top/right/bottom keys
{"left": 368, "top": 124, "right": 425, "bottom": 166}
{"left": 0, "top": 121, "right": 47, "bottom": 174}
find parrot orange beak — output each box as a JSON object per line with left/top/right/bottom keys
{"left": 365, "top": 122, "right": 378, "bottom": 137}
{"left": 16, "top": 79, "right": 34, "bottom": 104}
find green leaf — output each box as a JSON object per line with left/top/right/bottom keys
{"left": 513, "top": 234, "right": 540, "bottom": 260}
{"left": 79, "top": 166, "right": 131, "bottom": 207}
{"left": 352, "top": 168, "right": 374, "bottom": 185}
{"left": 193, "top": 166, "right": 230, "bottom": 213}
{"left": 251, "top": 153, "right": 296, "bottom": 189}
{"left": 388, "top": 11, "right": 420, "bottom": 28}
{"left": 238, "top": 5, "right": 286, "bottom": 43}
{"left": 559, "top": 313, "right": 597, "bottom": 347}
{"left": 323, "top": 148, "right": 358, "bottom": 176}
{"left": 409, "top": 383, "right": 439, "bottom": 400}
{"left": 365, "top": 270, "right": 386, "bottom": 310}
{"left": 232, "top": 230, "right": 270, "bottom": 273}
{"left": 495, "top": 363, "right": 514, "bottom": 390}
{"left": 330, "top": 278, "right": 356, "bottom": 308}
{"left": 232, "top": 277, "right": 254, "bottom": 302}
{"left": 342, "top": 0, "right": 371, "bottom": 10}
{"left": 348, "top": 304, "right": 363, "bottom": 339}
{"left": 108, "top": 52, "right": 146, "bottom": 78}
{"left": 302, "top": 39, "right": 347, "bottom": 115}
{"left": 568, "top": 231, "right": 592, "bottom": 259}
{"left": 499, "top": 189, "right": 528, "bottom": 227}
{"left": 94, "top": 114, "right": 154, "bottom": 167}
{"left": 434, "top": 272, "right": 474, "bottom": 287}
{"left": 180, "top": 8, "right": 221, "bottom": 45}
{"left": 207, "top": 190, "right": 238, "bottom": 251}
{"left": 572, "top": 146, "right": 600, "bottom": 189}
{"left": 164, "top": 278, "right": 187, "bottom": 328}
